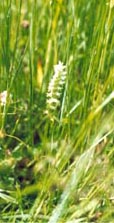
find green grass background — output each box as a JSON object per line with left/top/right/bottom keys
{"left": 0, "top": 0, "right": 114, "bottom": 222}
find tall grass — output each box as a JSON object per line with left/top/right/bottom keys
{"left": 0, "top": 0, "right": 114, "bottom": 222}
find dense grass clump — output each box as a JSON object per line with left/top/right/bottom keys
{"left": 0, "top": 0, "right": 114, "bottom": 222}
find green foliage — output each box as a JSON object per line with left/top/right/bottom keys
{"left": 0, "top": 0, "right": 114, "bottom": 222}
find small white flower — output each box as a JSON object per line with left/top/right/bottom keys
{"left": 0, "top": 90, "right": 8, "bottom": 106}
{"left": 0, "top": 90, "right": 12, "bottom": 106}
{"left": 54, "top": 61, "right": 66, "bottom": 74}
{"left": 47, "top": 98, "right": 60, "bottom": 106}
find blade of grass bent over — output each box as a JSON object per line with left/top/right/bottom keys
{"left": 48, "top": 146, "right": 95, "bottom": 223}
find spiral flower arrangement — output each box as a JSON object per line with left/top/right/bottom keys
{"left": 45, "top": 61, "right": 67, "bottom": 121}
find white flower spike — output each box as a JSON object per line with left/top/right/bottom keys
{"left": 45, "top": 61, "right": 67, "bottom": 120}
